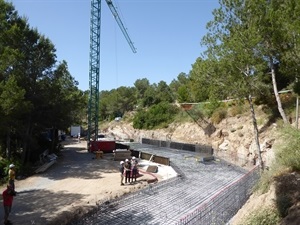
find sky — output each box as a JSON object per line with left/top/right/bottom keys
{"left": 8, "top": 0, "right": 220, "bottom": 92}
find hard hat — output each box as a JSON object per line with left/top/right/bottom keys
{"left": 125, "top": 159, "right": 129, "bottom": 162}
{"left": 132, "top": 156, "right": 136, "bottom": 160}
{"left": 9, "top": 164, "right": 15, "bottom": 168}
{"left": 120, "top": 161, "right": 124, "bottom": 165}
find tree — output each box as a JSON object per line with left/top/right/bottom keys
{"left": 134, "top": 78, "right": 150, "bottom": 106}
{"left": 115, "top": 86, "right": 137, "bottom": 114}
{"left": 98, "top": 90, "right": 111, "bottom": 121}
{"left": 41, "top": 60, "right": 86, "bottom": 129}
{"left": 170, "top": 72, "right": 193, "bottom": 103}
{"left": 190, "top": 57, "right": 225, "bottom": 102}
{"left": 177, "top": 86, "right": 191, "bottom": 103}
{"left": 201, "top": 0, "right": 273, "bottom": 169}
{"left": 279, "top": 1, "right": 300, "bottom": 96}
{"left": 142, "top": 84, "right": 157, "bottom": 107}
{"left": 0, "top": 1, "right": 85, "bottom": 165}
{"left": 0, "top": 75, "right": 32, "bottom": 159}
{"left": 98, "top": 86, "right": 137, "bottom": 121}
{"left": 250, "top": 0, "right": 290, "bottom": 123}
{"left": 156, "top": 81, "right": 174, "bottom": 103}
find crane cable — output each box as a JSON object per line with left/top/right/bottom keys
{"left": 114, "top": 20, "right": 119, "bottom": 89}
{"left": 114, "top": 0, "right": 127, "bottom": 91}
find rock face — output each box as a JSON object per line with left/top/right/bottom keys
{"left": 105, "top": 109, "right": 279, "bottom": 169}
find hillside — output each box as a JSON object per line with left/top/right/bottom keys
{"left": 104, "top": 105, "right": 277, "bottom": 169}
{"left": 101, "top": 106, "right": 300, "bottom": 224}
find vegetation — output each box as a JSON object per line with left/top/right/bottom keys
{"left": 256, "top": 126, "right": 300, "bottom": 192}
{"left": 274, "top": 126, "right": 300, "bottom": 171}
{"left": 132, "top": 102, "right": 179, "bottom": 129}
{"left": 250, "top": 125, "right": 300, "bottom": 223}
{"left": 240, "top": 207, "right": 281, "bottom": 225}
{"left": 0, "top": 1, "right": 86, "bottom": 176}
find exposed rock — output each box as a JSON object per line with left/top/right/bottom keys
{"left": 106, "top": 110, "right": 277, "bottom": 168}
{"left": 219, "top": 139, "right": 230, "bottom": 151}
{"left": 280, "top": 203, "right": 300, "bottom": 225}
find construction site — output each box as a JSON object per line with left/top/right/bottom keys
{"left": 69, "top": 139, "right": 259, "bottom": 225}
{"left": 68, "top": 2, "right": 258, "bottom": 222}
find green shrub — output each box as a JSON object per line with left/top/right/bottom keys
{"left": 211, "top": 108, "right": 227, "bottom": 124}
{"left": 257, "top": 117, "right": 265, "bottom": 126}
{"left": 254, "top": 162, "right": 289, "bottom": 194}
{"left": 200, "top": 100, "right": 223, "bottom": 118}
{"left": 132, "top": 102, "right": 179, "bottom": 129}
{"left": 274, "top": 126, "right": 300, "bottom": 171}
{"left": 173, "top": 110, "right": 194, "bottom": 123}
{"left": 254, "top": 168, "right": 274, "bottom": 194}
{"left": 132, "top": 109, "right": 147, "bottom": 129}
{"left": 240, "top": 207, "right": 281, "bottom": 225}
{"left": 182, "top": 107, "right": 205, "bottom": 123}
{"left": 228, "top": 104, "right": 245, "bottom": 117}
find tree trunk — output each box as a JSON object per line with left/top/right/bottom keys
{"left": 247, "top": 95, "right": 264, "bottom": 171}
{"left": 269, "top": 56, "right": 288, "bottom": 123}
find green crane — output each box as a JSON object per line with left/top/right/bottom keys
{"left": 87, "top": 0, "right": 136, "bottom": 149}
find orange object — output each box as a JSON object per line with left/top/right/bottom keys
{"left": 95, "top": 151, "right": 103, "bottom": 159}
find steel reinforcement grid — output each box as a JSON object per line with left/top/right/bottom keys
{"left": 69, "top": 143, "right": 260, "bottom": 225}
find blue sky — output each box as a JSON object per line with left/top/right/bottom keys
{"left": 8, "top": 0, "right": 220, "bottom": 92}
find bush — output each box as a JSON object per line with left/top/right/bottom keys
{"left": 199, "top": 100, "right": 223, "bottom": 118}
{"left": 132, "top": 102, "right": 179, "bottom": 129}
{"left": 254, "top": 168, "right": 274, "bottom": 194}
{"left": 274, "top": 126, "right": 300, "bottom": 171}
{"left": 240, "top": 207, "right": 281, "bottom": 225}
{"left": 211, "top": 108, "right": 227, "bottom": 124}
{"left": 228, "top": 104, "right": 246, "bottom": 117}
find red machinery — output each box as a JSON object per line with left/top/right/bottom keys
{"left": 89, "top": 140, "right": 116, "bottom": 153}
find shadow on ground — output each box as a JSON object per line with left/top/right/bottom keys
{"left": 1, "top": 188, "right": 91, "bottom": 225}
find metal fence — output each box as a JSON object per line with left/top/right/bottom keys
{"left": 176, "top": 166, "right": 259, "bottom": 225}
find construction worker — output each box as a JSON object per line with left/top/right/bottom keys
{"left": 124, "top": 159, "right": 131, "bottom": 184}
{"left": 119, "top": 161, "right": 125, "bottom": 186}
{"left": 2, "top": 184, "right": 14, "bottom": 225}
{"left": 8, "top": 164, "right": 16, "bottom": 192}
{"left": 131, "top": 156, "right": 138, "bottom": 183}
{"left": 78, "top": 133, "right": 81, "bottom": 143}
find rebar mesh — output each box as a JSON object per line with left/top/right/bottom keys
{"left": 68, "top": 143, "right": 259, "bottom": 225}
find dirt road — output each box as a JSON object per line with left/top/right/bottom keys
{"left": 0, "top": 138, "right": 159, "bottom": 225}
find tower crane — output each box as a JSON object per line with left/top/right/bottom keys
{"left": 87, "top": 0, "right": 136, "bottom": 149}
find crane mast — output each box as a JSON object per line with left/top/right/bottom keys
{"left": 87, "top": 0, "right": 136, "bottom": 148}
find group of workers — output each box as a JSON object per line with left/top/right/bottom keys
{"left": 119, "top": 156, "right": 138, "bottom": 185}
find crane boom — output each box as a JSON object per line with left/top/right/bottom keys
{"left": 105, "top": 0, "right": 137, "bottom": 53}
{"left": 87, "top": 0, "right": 136, "bottom": 148}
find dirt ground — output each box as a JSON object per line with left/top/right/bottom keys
{"left": 0, "top": 137, "right": 176, "bottom": 225}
